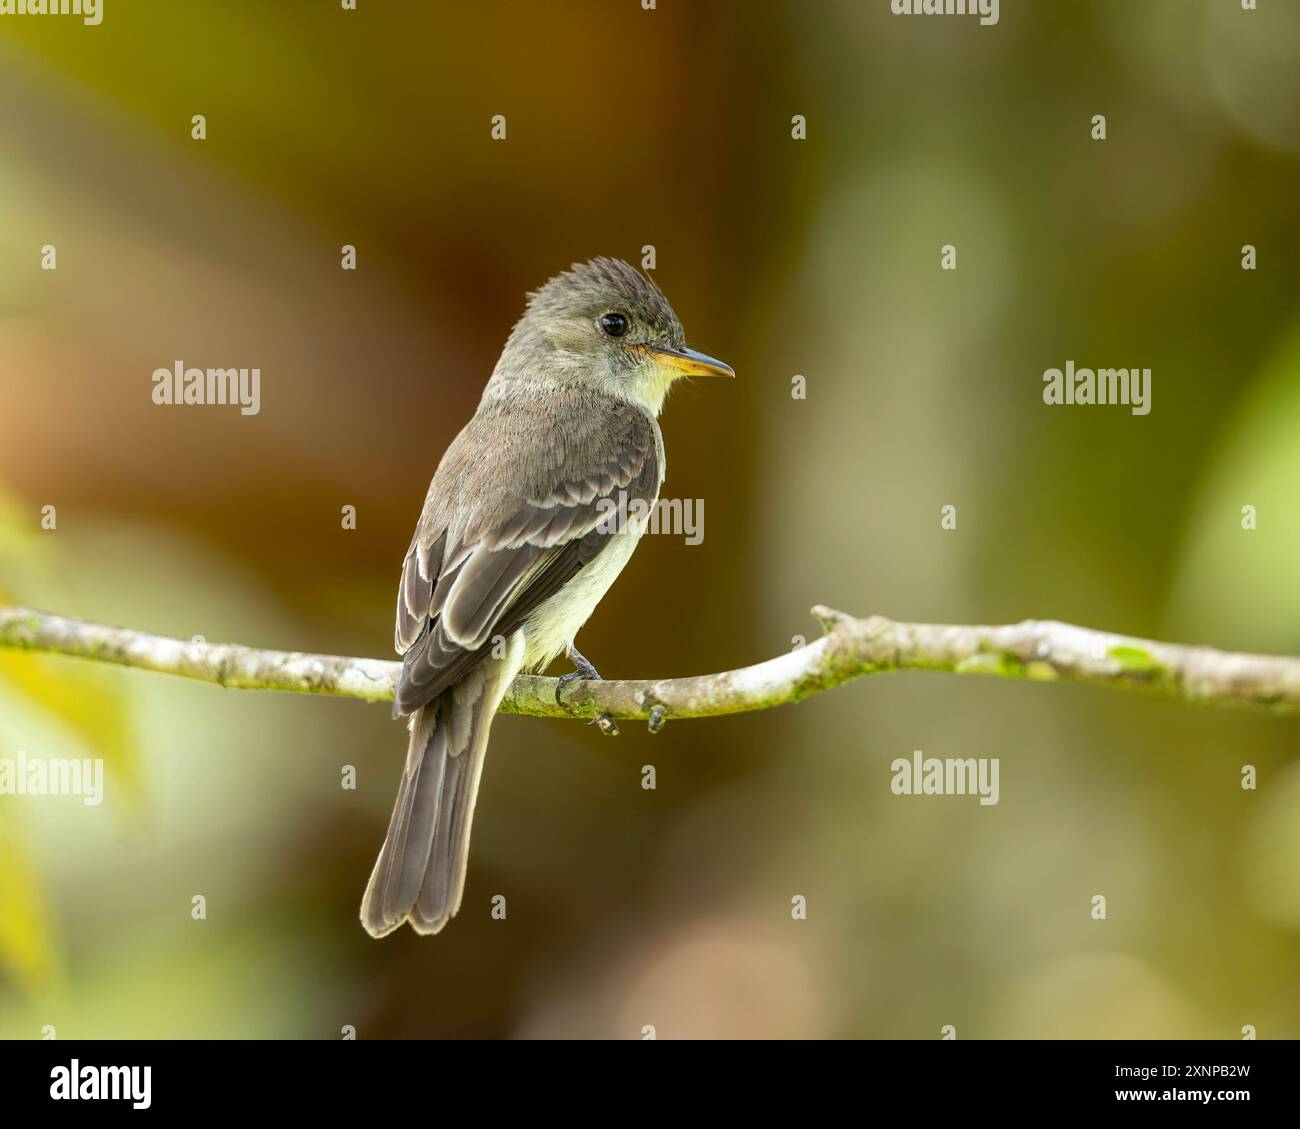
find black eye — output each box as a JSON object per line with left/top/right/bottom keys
{"left": 599, "top": 312, "right": 629, "bottom": 338}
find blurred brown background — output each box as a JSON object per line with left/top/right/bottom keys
{"left": 1, "top": 0, "right": 1298, "bottom": 1038}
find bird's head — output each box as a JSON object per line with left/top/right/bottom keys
{"left": 492, "top": 257, "right": 733, "bottom": 414}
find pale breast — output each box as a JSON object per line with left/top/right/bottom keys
{"left": 520, "top": 512, "right": 650, "bottom": 672}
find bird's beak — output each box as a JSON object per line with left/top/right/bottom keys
{"left": 631, "top": 344, "right": 735, "bottom": 378}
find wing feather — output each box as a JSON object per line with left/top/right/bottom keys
{"left": 391, "top": 391, "right": 661, "bottom": 717}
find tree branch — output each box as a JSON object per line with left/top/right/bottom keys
{"left": 0, "top": 605, "right": 1297, "bottom": 727}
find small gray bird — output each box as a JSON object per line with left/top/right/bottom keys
{"left": 361, "top": 258, "right": 732, "bottom": 937}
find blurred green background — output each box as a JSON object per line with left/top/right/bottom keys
{"left": 1, "top": 0, "right": 1298, "bottom": 1039}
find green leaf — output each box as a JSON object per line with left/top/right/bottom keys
{"left": 1107, "top": 645, "right": 1164, "bottom": 673}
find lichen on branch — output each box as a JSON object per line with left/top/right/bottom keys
{"left": 1, "top": 605, "right": 1297, "bottom": 727}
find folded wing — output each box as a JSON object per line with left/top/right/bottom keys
{"left": 392, "top": 393, "right": 661, "bottom": 717}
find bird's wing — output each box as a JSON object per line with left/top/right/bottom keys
{"left": 392, "top": 392, "right": 661, "bottom": 716}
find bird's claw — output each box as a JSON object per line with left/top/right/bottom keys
{"left": 554, "top": 667, "right": 594, "bottom": 705}
{"left": 556, "top": 647, "right": 618, "bottom": 736}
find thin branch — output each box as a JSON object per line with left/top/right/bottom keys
{"left": 0, "top": 606, "right": 1297, "bottom": 728}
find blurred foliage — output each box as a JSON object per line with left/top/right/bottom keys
{"left": 0, "top": 491, "right": 138, "bottom": 800}
{"left": 0, "top": 818, "right": 56, "bottom": 995}
{"left": 1167, "top": 319, "right": 1300, "bottom": 651}
{"left": 1243, "top": 761, "right": 1300, "bottom": 932}
{"left": 0, "top": 485, "right": 137, "bottom": 995}
{"left": 0, "top": 1, "right": 1297, "bottom": 1037}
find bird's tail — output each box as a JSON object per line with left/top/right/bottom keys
{"left": 360, "top": 642, "right": 522, "bottom": 938}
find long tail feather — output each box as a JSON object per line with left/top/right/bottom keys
{"left": 361, "top": 636, "right": 522, "bottom": 938}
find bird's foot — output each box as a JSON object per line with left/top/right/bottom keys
{"left": 555, "top": 647, "right": 602, "bottom": 694}
{"left": 555, "top": 646, "right": 619, "bottom": 736}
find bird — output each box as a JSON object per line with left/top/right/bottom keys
{"left": 360, "top": 257, "right": 733, "bottom": 937}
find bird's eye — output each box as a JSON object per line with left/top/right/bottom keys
{"left": 599, "top": 312, "right": 630, "bottom": 338}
